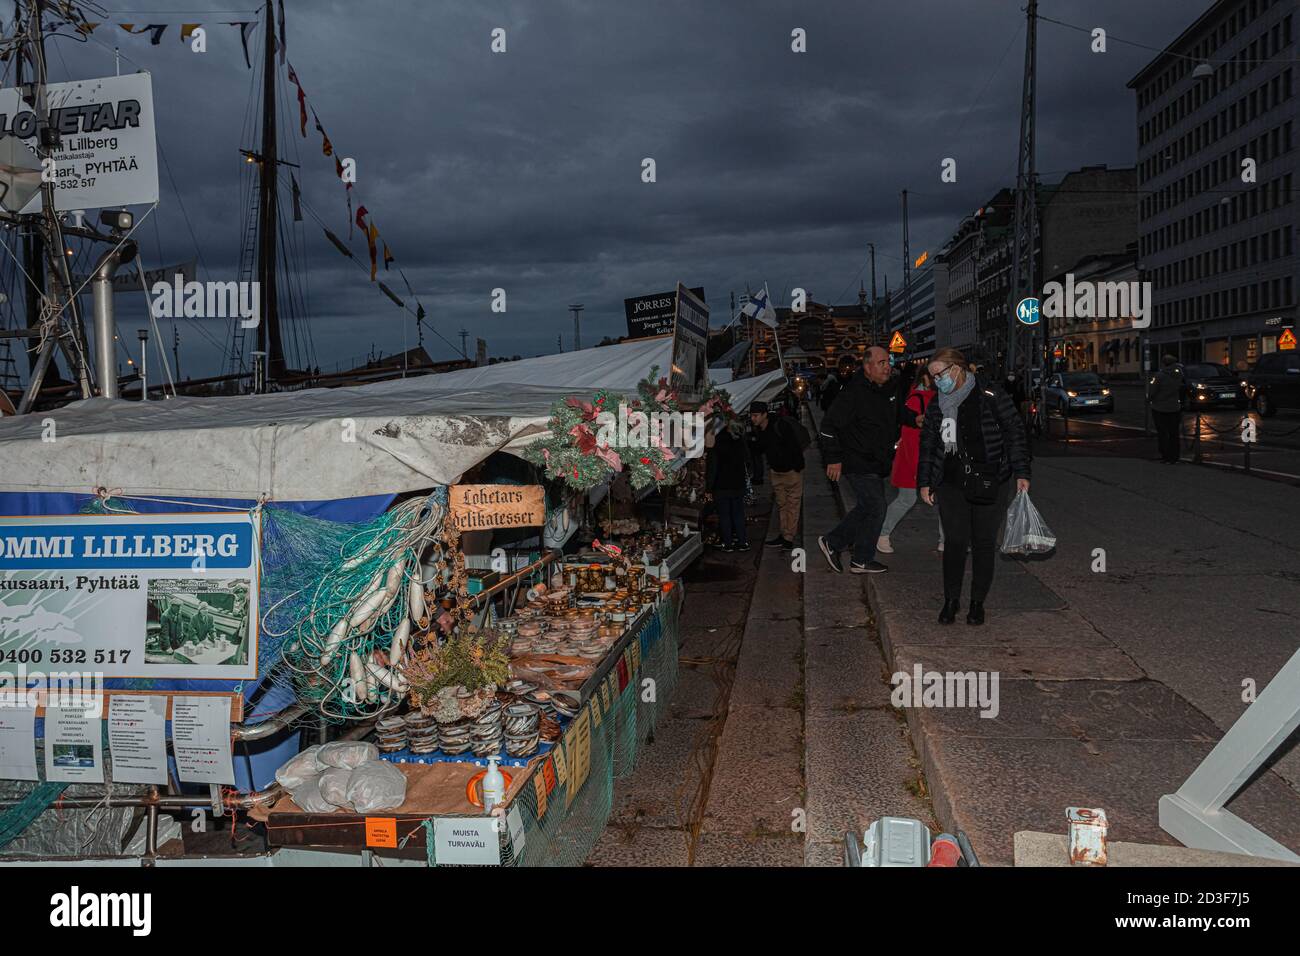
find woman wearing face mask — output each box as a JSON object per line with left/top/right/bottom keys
{"left": 877, "top": 368, "right": 944, "bottom": 555}
{"left": 917, "top": 348, "right": 1030, "bottom": 625}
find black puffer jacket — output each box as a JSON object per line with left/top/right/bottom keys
{"left": 820, "top": 370, "right": 899, "bottom": 476}
{"left": 916, "top": 377, "right": 1031, "bottom": 489}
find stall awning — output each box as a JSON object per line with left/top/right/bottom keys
{"left": 0, "top": 338, "right": 783, "bottom": 503}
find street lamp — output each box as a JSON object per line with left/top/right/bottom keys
{"left": 1192, "top": 62, "right": 1214, "bottom": 79}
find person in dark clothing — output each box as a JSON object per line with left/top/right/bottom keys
{"left": 1147, "top": 354, "right": 1184, "bottom": 464}
{"left": 749, "top": 400, "right": 806, "bottom": 549}
{"left": 817, "top": 346, "right": 898, "bottom": 574}
{"left": 819, "top": 357, "right": 857, "bottom": 414}
{"left": 917, "top": 348, "right": 1031, "bottom": 626}
{"left": 706, "top": 424, "right": 750, "bottom": 551}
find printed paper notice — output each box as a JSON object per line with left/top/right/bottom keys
{"left": 172, "top": 695, "right": 234, "bottom": 784}
{"left": 0, "top": 706, "right": 38, "bottom": 781}
{"left": 44, "top": 706, "right": 104, "bottom": 783}
{"left": 108, "top": 695, "right": 168, "bottom": 784}
{"left": 433, "top": 817, "right": 500, "bottom": 865}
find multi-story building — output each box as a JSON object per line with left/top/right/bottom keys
{"left": 1044, "top": 246, "right": 1145, "bottom": 379}
{"left": 1128, "top": 0, "right": 1297, "bottom": 369}
{"left": 888, "top": 261, "right": 948, "bottom": 360}
{"left": 939, "top": 190, "right": 1015, "bottom": 354}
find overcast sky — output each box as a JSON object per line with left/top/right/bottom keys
{"left": 33, "top": 0, "right": 1200, "bottom": 378}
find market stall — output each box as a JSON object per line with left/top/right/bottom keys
{"left": 0, "top": 333, "right": 780, "bottom": 865}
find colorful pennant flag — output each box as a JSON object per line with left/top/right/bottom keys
{"left": 226, "top": 21, "right": 255, "bottom": 69}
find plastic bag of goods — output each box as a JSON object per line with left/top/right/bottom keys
{"left": 289, "top": 776, "right": 339, "bottom": 814}
{"left": 318, "top": 767, "right": 354, "bottom": 809}
{"left": 275, "top": 744, "right": 324, "bottom": 790}
{"left": 346, "top": 760, "right": 407, "bottom": 813}
{"left": 316, "top": 740, "right": 379, "bottom": 770}
{"left": 1000, "top": 491, "right": 1057, "bottom": 555}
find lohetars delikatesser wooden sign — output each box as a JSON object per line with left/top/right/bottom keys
{"left": 447, "top": 485, "right": 546, "bottom": 531}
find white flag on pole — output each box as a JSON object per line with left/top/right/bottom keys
{"left": 740, "top": 283, "right": 778, "bottom": 328}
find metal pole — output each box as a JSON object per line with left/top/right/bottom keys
{"left": 137, "top": 328, "right": 148, "bottom": 401}
{"left": 90, "top": 240, "right": 136, "bottom": 399}
{"left": 1243, "top": 416, "right": 1252, "bottom": 474}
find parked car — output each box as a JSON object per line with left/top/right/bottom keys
{"left": 1043, "top": 371, "right": 1114, "bottom": 414}
{"left": 1247, "top": 351, "right": 1300, "bottom": 417}
{"left": 1180, "top": 362, "right": 1248, "bottom": 410}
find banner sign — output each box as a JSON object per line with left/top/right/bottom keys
{"left": 625, "top": 286, "right": 704, "bottom": 340}
{"left": 670, "top": 283, "right": 710, "bottom": 405}
{"left": 0, "top": 512, "right": 259, "bottom": 681}
{"left": 447, "top": 484, "right": 545, "bottom": 531}
{"left": 0, "top": 72, "right": 160, "bottom": 212}
{"left": 72, "top": 258, "right": 195, "bottom": 297}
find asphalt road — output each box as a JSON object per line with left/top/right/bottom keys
{"left": 1037, "top": 384, "right": 1300, "bottom": 482}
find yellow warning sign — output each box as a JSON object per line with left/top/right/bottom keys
{"left": 888, "top": 331, "right": 907, "bottom": 354}
{"left": 1280, "top": 328, "right": 1297, "bottom": 350}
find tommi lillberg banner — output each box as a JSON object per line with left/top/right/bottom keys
{"left": 0, "top": 512, "right": 259, "bottom": 681}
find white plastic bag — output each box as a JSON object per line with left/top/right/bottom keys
{"left": 274, "top": 744, "right": 324, "bottom": 790}
{"left": 318, "top": 767, "right": 354, "bottom": 809}
{"left": 345, "top": 759, "right": 407, "bottom": 813}
{"left": 289, "top": 776, "right": 338, "bottom": 814}
{"left": 316, "top": 740, "right": 379, "bottom": 770}
{"left": 1000, "top": 491, "right": 1056, "bottom": 555}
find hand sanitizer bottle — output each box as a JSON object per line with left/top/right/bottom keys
{"left": 482, "top": 756, "right": 506, "bottom": 813}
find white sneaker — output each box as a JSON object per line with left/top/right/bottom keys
{"left": 936, "top": 540, "right": 945, "bottom": 552}
{"left": 876, "top": 535, "right": 894, "bottom": 554}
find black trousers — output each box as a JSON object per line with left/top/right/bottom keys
{"left": 1153, "top": 410, "right": 1181, "bottom": 462}
{"left": 936, "top": 481, "right": 1007, "bottom": 603}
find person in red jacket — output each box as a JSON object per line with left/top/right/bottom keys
{"left": 876, "top": 368, "right": 944, "bottom": 554}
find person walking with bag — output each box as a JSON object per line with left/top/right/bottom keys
{"left": 877, "top": 368, "right": 944, "bottom": 554}
{"left": 917, "top": 348, "right": 1030, "bottom": 625}
{"left": 1147, "top": 354, "right": 1184, "bottom": 464}
{"left": 817, "top": 346, "right": 898, "bottom": 574}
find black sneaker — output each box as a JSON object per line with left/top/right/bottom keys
{"left": 765, "top": 536, "right": 790, "bottom": 548}
{"left": 817, "top": 536, "right": 843, "bottom": 573}
{"left": 735, "top": 542, "right": 751, "bottom": 552}
{"left": 850, "top": 561, "right": 889, "bottom": 574}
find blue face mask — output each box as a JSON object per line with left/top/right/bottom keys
{"left": 934, "top": 373, "right": 956, "bottom": 394}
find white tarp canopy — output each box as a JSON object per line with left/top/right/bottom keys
{"left": 0, "top": 337, "right": 783, "bottom": 502}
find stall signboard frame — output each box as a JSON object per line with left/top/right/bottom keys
{"left": 0, "top": 71, "right": 160, "bottom": 212}
{"left": 624, "top": 287, "right": 705, "bottom": 340}
{"left": 669, "top": 284, "right": 710, "bottom": 406}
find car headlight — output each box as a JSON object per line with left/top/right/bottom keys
{"left": 1066, "top": 390, "right": 1078, "bottom": 398}
{"left": 1101, "top": 388, "right": 1111, "bottom": 396}
{"left": 1194, "top": 383, "right": 1207, "bottom": 390}
{"left": 1240, "top": 381, "right": 1249, "bottom": 389}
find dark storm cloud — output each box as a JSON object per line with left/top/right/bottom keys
{"left": 57, "top": 0, "right": 1196, "bottom": 375}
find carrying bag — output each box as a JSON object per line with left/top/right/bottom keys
{"left": 960, "top": 456, "right": 999, "bottom": 504}
{"left": 1000, "top": 490, "right": 1057, "bottom": 554}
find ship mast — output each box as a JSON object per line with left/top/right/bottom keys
{"left": 256, "top": 0, "right": 285, "bottom": 384}
{"left": 15, "top": 0, "right": 94, "bottom": 413}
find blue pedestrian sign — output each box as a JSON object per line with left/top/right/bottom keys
{"left": 1015, "top": 296, "right": 1041, "bottom": 326}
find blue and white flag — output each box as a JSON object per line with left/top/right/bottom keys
{"left": 741, "top": 283, "right": 778, "bottom": 328}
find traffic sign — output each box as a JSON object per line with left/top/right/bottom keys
{"left": 888, "top": 331, "right": 907, "bottom": 354}
{"left": 1015, "top": 296, "right": 1041, "bottom": 326}
{"left": 1280, "top": 328, "right": 1297, "bottom": 350}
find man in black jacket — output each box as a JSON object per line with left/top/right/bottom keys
{"left": 750, "top": 400, "right": 805, "bottom": 549}
{"left": 817, "top": 347, "right": 898, "bottom": 574}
